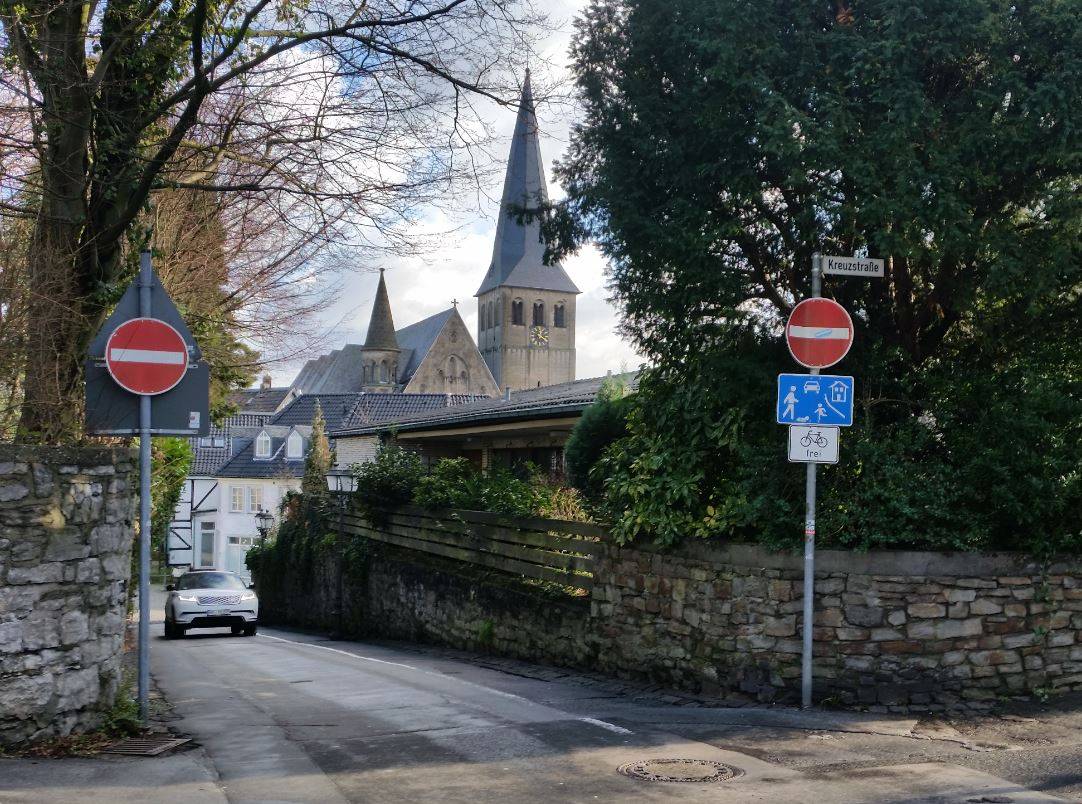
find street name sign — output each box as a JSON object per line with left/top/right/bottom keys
{"left": 777, "top": 373, "right": 854, "bottom": 427}
{"left": 788, "top": 425, "right": 840, "bottom": 464}
{"left": 786, "top": 298, "right": 854, "bottom": 369}
{"left": 105, "top": 317, "right": 189, "bottom": 395}
{"left": 822, "top": 255, "right": 884, "bottom": 277}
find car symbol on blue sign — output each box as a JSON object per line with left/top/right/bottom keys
{"left": 777, "top": 374, "right": 854, "bottom": 427}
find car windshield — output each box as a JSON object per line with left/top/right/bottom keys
{"left": 176, "top": 572, "right": 247, "bottom": 591}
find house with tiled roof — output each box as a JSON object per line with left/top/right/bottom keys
{"left": 330, "top": 373, "right": 638, "bottom": 478}
{"left": 168, "top": 386, "right": 486, "bottom": 577}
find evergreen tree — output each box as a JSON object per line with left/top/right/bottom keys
{"left": 547, "top": 0, "right": 1082, "bottom": 553}
{"left": 302, "top": 401, "right": 333, "bottom": 499}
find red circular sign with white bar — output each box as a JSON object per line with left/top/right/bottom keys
{"left": 786, "top": 298, "right": 854, "bottom": 369}
{"left": 105, "top": 318, "right": 189, "bottom": 395}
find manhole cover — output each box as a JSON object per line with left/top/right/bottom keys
{"left": 104, "top": 737, "right": 191, "bottom": 756}
{"left": 618, "top": 758, "right": 739, "bottom": 783}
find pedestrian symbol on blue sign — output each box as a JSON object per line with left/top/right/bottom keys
{"left": 776, "top": 374, "right": 854, "bottom": 427}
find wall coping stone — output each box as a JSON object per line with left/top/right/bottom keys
{"left": 0, "top": 444, "right": 136, "bottom": 464}
{"left": 619, "top": 540, "right": 1080, "bottom": 577}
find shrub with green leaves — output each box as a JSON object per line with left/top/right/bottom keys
{"left": 564, "top": 377, "right": 633, "bottom": 501}
{"left": 412, "top": 458, "right": 542, "bottom": 517}
{"left": 351, "top": 444, "right": 424, "bottom": 520}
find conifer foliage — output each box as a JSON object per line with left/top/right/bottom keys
{"left": 549, "top": 0, "right": 1082, "bottom": 553}
{"left": 301, "top": 401, "right": 333, "bottom": 500}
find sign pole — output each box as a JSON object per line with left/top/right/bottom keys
{"left": 137, "top": 250, "right": 152, "bottom": 723}
{"left": 801, "top": 253, "right": 822, "bottom": 709}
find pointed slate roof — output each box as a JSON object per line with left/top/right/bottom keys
{"left": 476, "top": 72, "right": 579, "bottom": 297}
{"left": 364, "top": 270, "right": 399, "bottom": 350}
{"left": 395, "top": 308, "right": 455, "bottom": 384}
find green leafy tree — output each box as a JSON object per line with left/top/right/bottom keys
{"left": 301, "top": 401, "right": 333, "bottom": 499}
{"left": 548, "top": 0, "right": 1082, "bottom": 553}
{"left": 149, "top": 436, "right": 192, "bottom": 569}
{"left": 564, "top": 377, "right": 633, "bottom": 501}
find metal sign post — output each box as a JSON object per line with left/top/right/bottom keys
{"left": 86, "top": 250, "right": 208, "bottom": 725}
{"left": 800, "top": 253, "right": 822, "bottom": 709}
{"left": 137, "top": 253, "right": 153, "bottom": 723}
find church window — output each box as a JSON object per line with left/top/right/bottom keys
{"left": 363, "top": 364, "right": 369, "bottom": 383}
{"left": 460, "top": 371, "right": 468, "bottom": 391}
{"left": 511, "top": 299, "right": 524, "bottom": 326}
{"left": 533, "top": 301, "right": 545, "bottom": 326}
{"left": 488, "top": 300, "right": 495, "bottom": 328}
{"left": 554, "top": 303, "right": 566, "bottom": 328}
{"left": 380, "top": 360, "right": 388, "bottom": 382}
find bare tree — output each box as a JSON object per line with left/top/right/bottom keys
{"left": 0, "top": 0, "right": 542, "bottom": 442}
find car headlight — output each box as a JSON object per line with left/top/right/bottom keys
{"left": 240, "top": 592, "right": 256, "bottom": 601}
{"left": 176, "top": 594, "right": 198, "bottom": 602}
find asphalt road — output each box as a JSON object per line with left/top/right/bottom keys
{"left": 147, "top": 622, "right": 1075, "bottom": 804}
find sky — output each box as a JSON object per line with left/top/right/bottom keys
{"left": 268, "top": 0, "right": 644, "bottom": 387}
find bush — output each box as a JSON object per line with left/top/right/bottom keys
{"left": 351, "top": 444, "right": 424, "bottom": 522}
{"left": 564, "top": 378, "right": 633, "bottom": 501}
{"left": 412, "top": 458, "right": 542, "bottom": 517}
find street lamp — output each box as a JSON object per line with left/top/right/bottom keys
{"left": 325, "top": 468, "right": 357, "bottom": 640}
{"left": 254, "top": 509, "right": 274, "bottom": 549}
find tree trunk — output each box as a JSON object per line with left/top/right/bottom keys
{"left": 17, "top": 217, "right": 92, "bottom": 444}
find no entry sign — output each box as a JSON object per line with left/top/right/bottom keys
{"left": 786, "top": 298, "right": 854, "bottom": 369}
{"left": 105, "top": 317, "right": 189, "bottom": 395}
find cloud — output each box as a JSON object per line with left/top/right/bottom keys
{"left": 271, "top": 0, "right": 644, "bottom": 386}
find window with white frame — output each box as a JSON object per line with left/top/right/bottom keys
{"left": 230, "top": 486, "right": 244, "bottom": 512}
{"left": 286, "top": 431, "right": 303, "bottom": 459}
{"left": 248, "top": 486, "right": 264, "bottom": 513}
{"left": 254, "top": 431, "right": 271, "bottom": 458}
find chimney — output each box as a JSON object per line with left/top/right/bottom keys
{"left": 503, "top": 387, "right": 512, "bottom": 401}
{"left": 260, "top": 373, "right": 272, "bottom": 390}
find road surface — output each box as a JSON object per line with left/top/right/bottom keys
{"left": 145, "top": 621, "right": 1072, "bottom": 803}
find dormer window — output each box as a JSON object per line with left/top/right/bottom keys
{"left": 254, "top": 431, "right": 271, "bottom": 458}
{"left": 286, "top": 431, "right": 303, "bottom": 459}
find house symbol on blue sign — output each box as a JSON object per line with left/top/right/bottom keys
{"left": 776, "top": 374, "right": 854, "bottom": 427}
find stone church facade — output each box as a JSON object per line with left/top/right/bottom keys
{"left": 290, "top": 71, "right": 578, "bottom": 399}
{"left": 475, "top": 70, "right": 580, "bottom": 391}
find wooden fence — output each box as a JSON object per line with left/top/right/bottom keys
{"left": 338, "top": 505, "right": 606, "bottom": 591}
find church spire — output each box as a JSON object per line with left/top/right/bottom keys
{"left": 475, "top": 70, "right": 579, "bottom": 297}
{"left": 364, "top": 269, "right": 399, "bottom": 350}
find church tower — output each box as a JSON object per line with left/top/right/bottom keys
{"left": 359, "top": 269, "right": 401, "bottom": 393}
{"left": 475, "top": 71, "right": 579, "bottom": 392}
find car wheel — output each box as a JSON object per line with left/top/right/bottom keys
{"left": 231, "top": 626, "right": 243, "bottom": 636}
{"left": 243, "top": 624, "right": 258, "bottom": 637}
{"left": 164, "top": 620, "right": 175, "bottom": 639}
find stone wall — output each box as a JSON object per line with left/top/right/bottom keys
{"left": 0, "top": 445, "right": 135, "bottom": 745}
{"left": 257, "top": 543, "right": 592, "bottom": 666}
{"left": 256, "top": 515, "right": 1082, "bottom": 712}
{"left": 592, "top": 543, "right": 1082, "bottom": 712}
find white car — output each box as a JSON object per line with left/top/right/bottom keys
{"left": 164, "top": 570, "right": 259, "bottom": 638}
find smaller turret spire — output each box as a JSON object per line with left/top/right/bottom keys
{"left": 364, "top": 269, "right": 398, "bottom": 350}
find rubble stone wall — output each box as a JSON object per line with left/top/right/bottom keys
{"left": 0, "top": 445, "right": 135, "bottom": 745}
{"left": 593, "top": 543, "right": 1082, "bottom": 711}
{"left": 258, "top": 512, "right": 1081, "bottom": 712}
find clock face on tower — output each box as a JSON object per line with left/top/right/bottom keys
{"left": 529, "top": 325, "right": 549, "bottom": 347}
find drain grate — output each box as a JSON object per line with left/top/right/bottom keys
{"left": 618, "top": 758, "right": 739, "bottom": 783}
{"left": 104, "top": 737, "right": 191, "bottom": 756}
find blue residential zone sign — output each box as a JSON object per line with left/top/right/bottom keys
{"left": 777, "top": 374, "right": 855, "bottom": 427}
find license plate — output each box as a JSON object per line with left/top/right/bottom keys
{"left": 210, "top": 608, "right": 230, "bottom": 616}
